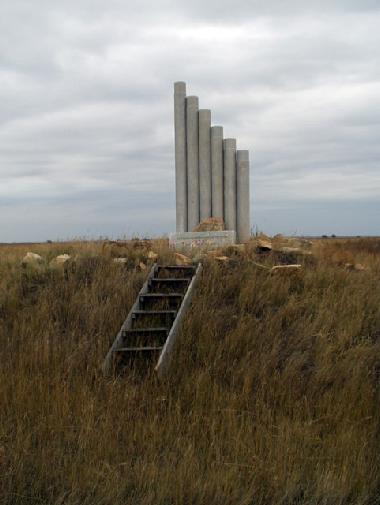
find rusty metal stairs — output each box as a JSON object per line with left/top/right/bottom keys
{"left": 102, "top": 263, "right": 202, "bottom": 378}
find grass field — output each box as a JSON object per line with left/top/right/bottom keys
{"left": 1, "top": 237, "right": 380, "bottom": 505}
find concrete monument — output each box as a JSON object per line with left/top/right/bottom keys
{"left": 171, "top": 82, "right": 251, "bottom": 249}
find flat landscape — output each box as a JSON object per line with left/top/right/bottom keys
{"left": 1, "top": 237, "right": 380, "bottom": 505}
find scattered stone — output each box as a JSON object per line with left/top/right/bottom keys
{"left": 355, "top": 263, "right": 366, "bottom": 271}
{"left": 175, "top": 252, "right": 192, "bottom": 266}
{"left": 345, "top": 263, "right": 367, "bottom": 272}
{"left": 113, "top": 257, "right": 128, "bottom": 264}
{"left": 21, "top": 252, "right": 43, "bottom": 266}
{"left": 300, "top": 239, "right": 313, "bottom": 248}
{"left": 147, "top": 250, "right": 158, "bottom": 260}
{"left": 256, "top": 238, "right": 272, "bottom": 252}
{"left": 192, "top": 217, "right": 225, "bottom": 232}
{"left": 215, "top": 256, "right": 229, "bottom": 263}
{"left": 49, "top": 254, "right": 71, "bottom": 268}
{"left": 270, "top": 264, "right": 302, "bottom": 275}
{"left": 57, "top": 253, "right": 71, "bottom": 262}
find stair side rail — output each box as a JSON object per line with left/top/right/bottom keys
{"left": 155, "top": 262, "right": 203, "bottom": 379}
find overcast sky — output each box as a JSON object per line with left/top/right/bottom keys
{"left": 1, "top": 0, "right": 379, "bottom": 241}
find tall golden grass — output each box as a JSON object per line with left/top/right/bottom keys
{"left": 1, "top": 238, "right": 380, "bottom": 504}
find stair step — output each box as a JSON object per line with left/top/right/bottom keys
{"left": 157, "top": 265, "right": 195, "bottom": 271}
{"left": 115, "top": 346, "right": 163, "bottom": 352}
{"left": 132, "top": 309, "right": 177, "bottom": 320}
{"left": 156, "top": 265, "right": 195, "bottom": 279}
{"left": 150, "top": 278, "right": 190, "bottom": 284}
{"left": 123, "top": 327, "right": 169, "bottom": 336}
{"left": 132, "top": 310, "right": 177, "bottom": 317}
{"left": 122, "top": 327, "right": 168, "bottom": 348}
{"left": 140, "top": 293, "right": 183, "bottom": 310}
{"left": 140, "top": 293, "right": 184, "bottom": 298}
{"left": 149, "top": 278, "right": 190, "bottom": 294}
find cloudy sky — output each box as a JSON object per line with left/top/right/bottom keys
{"left": 1, "top": 0, "right": 379, "bottom": 241}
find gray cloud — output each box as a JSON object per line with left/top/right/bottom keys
{"left": 0, "top": 0, "right": 379, "bottom": 241}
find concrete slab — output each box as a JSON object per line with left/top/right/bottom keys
{"left": 169, "top": 231, "right": 236, "bottom": 251}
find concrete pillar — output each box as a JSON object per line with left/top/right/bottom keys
{"left": 174, "top": 82, "right": 187, "bottom": 232}
{"left": 236, "top": 150, "right": 250, "bottom": 243}
{"left": 186, "top": 96, "right": 199, "bottom": 231}
{"left": 198, "top": 109, "right": 212, "bottom": 221}
{"left": 211, "top": 126, "right": 224, "bottom": 220}
{"left": 223, "top": 138, "right": 237, "bottom": 231}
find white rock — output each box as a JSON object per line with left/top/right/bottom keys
{"left": 21, "top": 252, "right": 43, "bottom": 266}
{"left": 175, "top": 252, "right": 192, "bottom": 266}
{"left": 51, "top": 253, "right": 70, "bottom": 264}
{"left": 215, "top": 256, "right": 229, "bottom": 263}
{"left": 345, "top": 263, "right": 367, "bottom": 272}
{"left": 256, "top": 238, "right": 272, "bottom": 252}
{"left": 113, "top": 257, "right": 128, "bottom": 264}
{"left": 270, "top": 264, "right": 302, "bottom": 275}
{"left": 354, "top": 263, "right": 366, "bottom": 271}
{"left": 49, "top": 254, "right": 72, "bottom": 269}
{"left": 147, "top": 250, "right": 158, "bottom": 260}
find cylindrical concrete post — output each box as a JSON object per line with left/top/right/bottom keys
{"left": 211, "top": 126, "right": 224, "bottom": 220}
{"left": 223, "top": 138, "right": 237, "bottom": 231}
{"left": 199, "top": 109, "right": 212, "bottom": 221}
{"left": 174, "top": 82, "right": 187, "bottom": 232}
{"left": 236, "top": 150, "right": 250, "bottom": 243}
{"left": 186, "top": 96, "right": 199, "bottom": 231}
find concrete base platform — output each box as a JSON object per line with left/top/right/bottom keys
{"left": 169, "top": 231, "right": 236, "bottom": 251}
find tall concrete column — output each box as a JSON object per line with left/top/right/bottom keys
{"left": 223, "top": 138, "right": 237, "bottom": 231}
{"left": 236, "top": 150, "right": 250, "bottom": 243}
{"left": 186, "top": 96, "right": 199, "bottom": 231}
{"left": 199, "top": 109, "right": 212, "bottom": 221}
{"left": 211, "top": 126, "right": 224, "bottom": 219}
{"left": 174, "top": 82, "right": 187, "bottom": 232}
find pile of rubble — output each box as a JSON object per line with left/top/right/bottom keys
{"left": 19, "top": 233, "right": 369, "bottom": 277}
{"left": 177, "top": 233, "right": 313, "bottom": 275}
{"left": 20, "top": 239, "right": 167, "bottom": 274}
{"left": 22, "top": 252, "right": 72, "bottom": 270}
{"left": 192, "top": 217, "right": 225, "bottom": 232}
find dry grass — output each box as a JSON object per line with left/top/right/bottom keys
{"left": 1, "top": 238, "right": 380, "bottom": 505}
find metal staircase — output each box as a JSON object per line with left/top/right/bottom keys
{"left": 102, "top": 263, "right": 202, "bottom": 378}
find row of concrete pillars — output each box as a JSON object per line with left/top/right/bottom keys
{"left": 174, "top": 81, "right": 250, "bottom": 243}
